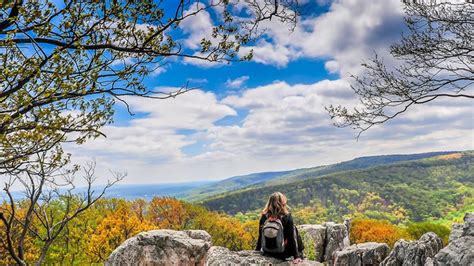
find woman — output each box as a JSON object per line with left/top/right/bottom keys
{"left": 256, "top": 192, "right": 303, "bottom": 264}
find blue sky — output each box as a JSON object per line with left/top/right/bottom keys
{"left": 67, "top": 0, "right": 474, "bottom": 185}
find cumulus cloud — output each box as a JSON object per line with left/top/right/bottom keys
{"left": 214, "top": 80, "right": 473, "bottom": 160}
{"left": 179, "top": 3, "right": 214, "bottom": 50}
{"left": 72, "top": 90, "right": 236, "bottom": 162}
{"left": 324, "top": 60, "right": 340, "bottom": 74}
{"left": 225, "top": 76, "right": 250, "bottom": 89}
{"left": 244, "top": 0, "right": 404, "bottom": 76}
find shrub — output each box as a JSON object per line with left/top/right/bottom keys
{"left": 406, "top": 222, "right": 450, "bottom": 246}
{"left": 299, "top": 230, "right": 317, "bottom": 260}
{"left": 350, "top": 218, "right": 409, "bottom": 247}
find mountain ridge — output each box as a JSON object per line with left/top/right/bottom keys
{"left": 200, "top": 150, "right": 474, "bottom": 222}
{"left": 183, "top": 150, "right": 461, "bottom": 201}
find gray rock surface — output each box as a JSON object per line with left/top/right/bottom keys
{"left": 334, "top": 242, "right": 390, "bottom": 266}
{"left": 324, "top": 222, "right": 351, "bottom": 264}
{"left": 448, "top": 223, "right": 463, "bottom": 243}
{"left": 434, "top": 212, "right": 474, "bottom": 266}
{"left": 106, "top": 229, "right": 212, "bottom": 266}
{"left": 299, "top": 224, "right": 326, "bottom": 262}
{"left": 205, "top": 246, "right": 323, "bottom": 266}
{"left": 381, "top": 232, "right": 443, "bottom": 266}
{"left": 462, "top": 212, "right": 474, "bottom": 236}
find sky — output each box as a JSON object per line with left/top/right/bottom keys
{"left": 67, "top": 0, "right": 474, "bottom": 185}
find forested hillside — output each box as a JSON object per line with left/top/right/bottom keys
{"left": 202, "top": 152, "right": 474, "bottom": 223}
{"left": 185, "top": 151, "right": 456, "bottom": 201}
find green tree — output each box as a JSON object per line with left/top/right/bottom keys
{"left": 406, "top": 222, "right": 450, "bottom": 246}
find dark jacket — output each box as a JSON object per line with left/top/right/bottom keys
{"left": 255, "top": 213, "right": 301, "bottom": 259}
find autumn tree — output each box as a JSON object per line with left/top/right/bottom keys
{"left": 0, "top": 153, "right": 123, "bottom": 265}
{"left": 147, "top": 197, "right": 188, "bottom": 230}
{"left": 327, "top": 1, "right": 473, "bottom": 134}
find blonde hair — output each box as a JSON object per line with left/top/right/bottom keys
{"left": 262, "top": 192, "right": 289, "bottom": 217}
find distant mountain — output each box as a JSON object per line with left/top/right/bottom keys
{"left": 200, "top": 151, "right": 474, "bottom": 222}
{"left": 99, "top": 181, "right": 215, "bottom": 200}
{"left": 7, "top": 181, "right": 215, "bottom": 201}
{"left": 182, "top": 170, "right": 301, "bottom": 201}
{"left": 183, "top": 151, "right": 458, "bottom": 201}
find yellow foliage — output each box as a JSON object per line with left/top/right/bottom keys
{"left": 87, "top": 200, "right": 156, "bottom": 262}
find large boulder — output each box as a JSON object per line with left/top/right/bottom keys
{"left": 381, "top": 232, "right": 443, "bottom": 266}
{"left": 434, "top": 212, "right": 474, "bottom": 265}
{"left": 334, "top": 242, "right": 390, "bottom": 266}
{"left": 324, "top": 222, "right": 351, "bottom": 264}
{"left": 106, "top": 229, "right": 212, "bottom": 266}
{"left": 298, "top": 224, "right": 326, "bottom": 262}
{"left": 205, "top": 246, "right": 323, "bottom": 265}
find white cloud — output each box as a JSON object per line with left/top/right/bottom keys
{"left": 325, "top": 60, "right": 340, "bottom": 74}
{"left": 243, "top": 0, "right": 404, "bottom": 77}
{"left": 179, "top": 3, "right": 214, "bottom": 50}
{"left": 72, "top": 90, "right": 236, "bottom": 162}
{"left": 225, "top": 76, "right": 250, "bottom": 89}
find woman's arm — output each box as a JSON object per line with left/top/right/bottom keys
{"left": 284, "top": 214, "right": 300, "bottom": 258}
{"left": 255, "top": 215, "right": 266, "bottom": 251}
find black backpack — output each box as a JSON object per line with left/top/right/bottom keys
{"left": 261, "top": 217, "right": 285, "bottom": 253}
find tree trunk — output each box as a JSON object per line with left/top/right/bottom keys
{"left": 36, "top": 241, "right": 52, "bottom": 266}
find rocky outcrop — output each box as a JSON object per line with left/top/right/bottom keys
{"left": 298, "top": 224, "right": 326, "bottom": 262}
{"left": 334, "top": 242, "right": 390, "bottom": 266}
{"left": 324, "top": 221, "right": 351, "bottom": 264}
{"left": 381, "top": 232, "right": 443, "bottom": 266}
{"left": 105, "top": 213, "right": 474, "bottom": 266}
{"left": 206, "top": 246, "right": 323, "bottom": 265}
{"left": 434, "top": 212, "right": 474, "bottom": 265}
{"left": 298, "top": 220, "right": 350, "bottom": 263}
{"left": 106, "top": 230, "right": 212, "bottom": 266}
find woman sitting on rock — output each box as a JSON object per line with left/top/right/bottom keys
{"left": 256, "top": 192, "right": 304, "bottom": 264}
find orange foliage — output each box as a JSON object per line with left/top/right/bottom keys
{"left": 148, "top": 197, "right": 188, "bottom": 230}
{"left": 438, "top": 153, "right": 463, "bottom": 160}
{"left": 350, "top": 218, "right": 410, "bottom": 247}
